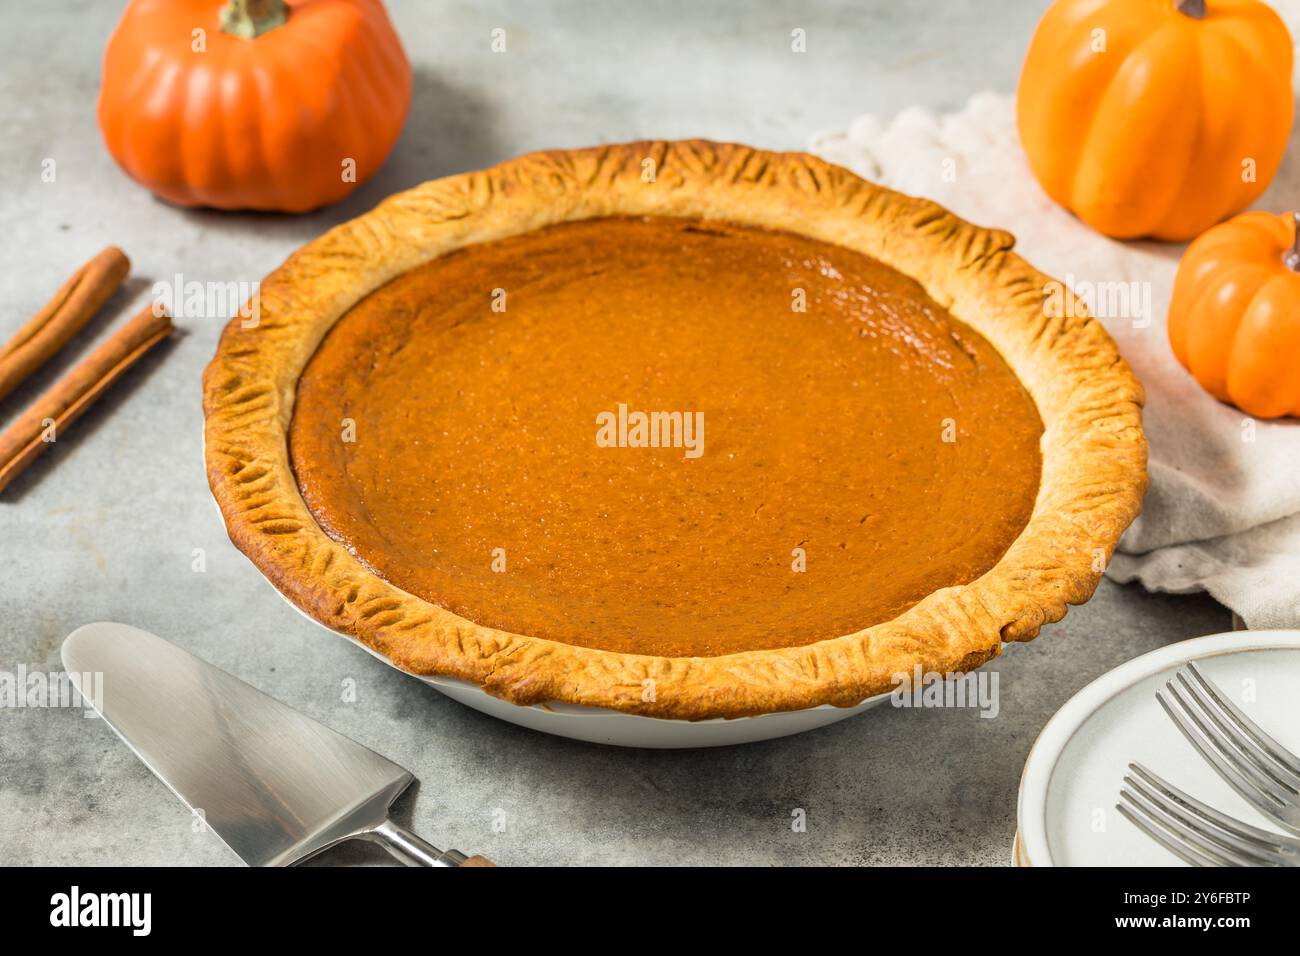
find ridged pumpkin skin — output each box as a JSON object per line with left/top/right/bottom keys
{"left": 1018, "top": 0, "right": 1293, "bottom": 241}
{"left": 98, "top": 0, "right": 411, "bottom": 213}
{"left": 1168, "top": 211, "right": 1300, "bottom": 418}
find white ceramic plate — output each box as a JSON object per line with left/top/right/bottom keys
{"left": 1017, "top": 630, "right": 1300, "bottom": 866}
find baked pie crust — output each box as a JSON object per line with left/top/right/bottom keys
{"left": 202, "top": 140, "right": 1147, "bottom": 720}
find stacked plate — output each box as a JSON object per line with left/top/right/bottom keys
{"left": 1015, "top": 630, "right": 1300, "bottom": 866}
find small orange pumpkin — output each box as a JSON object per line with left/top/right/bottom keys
{"left": 1168, "top": 210, "right": 1300, "bottom": 418}
{"left": 98, "top": 0, "right": 411, "bottom": 213}
{"left": 1018, "top": 0, "right": 1293, "bottom": 241}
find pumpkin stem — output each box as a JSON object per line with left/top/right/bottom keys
{"left": 220, "top": 0, "right": 287, "bottom": 39}
{"left": 1286, "top": 212, "right": 1300, "bottom": 272}
{"left": 1176, "top": 0, "right": 1207, "bottom": 19}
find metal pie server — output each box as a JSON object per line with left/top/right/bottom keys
{"left": 62, "top": 622, "right": 493, "bottom": 867}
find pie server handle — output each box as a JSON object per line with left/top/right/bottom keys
{"left": 364, "top": 819, "right": 496, "bottom": 867}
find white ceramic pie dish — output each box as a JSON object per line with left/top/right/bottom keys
{"left": 290, "top": 596, "right": 890, "bottom": 748}
{"left": 1016, "top": 629, "right": 1300, "bottom": 866}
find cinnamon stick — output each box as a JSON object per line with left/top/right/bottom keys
{"left": 0, "top": 305, "right": 173, "bottom": 494}
{"left": 0, "top": 246, "right": 130, "bottom": 404}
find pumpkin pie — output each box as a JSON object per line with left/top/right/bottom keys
{"left": 203, "top": 141, "right": 1147, "bottom": 720}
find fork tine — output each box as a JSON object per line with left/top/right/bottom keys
{"left": 1184, "top": 662, "right": 1300, "bottom": 784}
{"left": 1175, "top": 673, "right": 1298, "bottom": 799}
{"left": 1118, "top": 788, "right": 1256, "bottom": 866}
{"left": 1158, "top": 683, "right": 1290, "bottom": 815}
{"left": 1120, "top": 785, "right": 1278, "bottom": 866}
{"left": 1116, "top": 799, "right": 1219, "bottom": 867}
{"left": 1129, "top": 762, "right": 1300, "bottom": 855}
{"left": 1124, "top": 772, "right": 1291, "bottom": 865}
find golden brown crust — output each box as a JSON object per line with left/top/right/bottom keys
{"left": 202, "top": 140, "right": 1147, "bottom": 720}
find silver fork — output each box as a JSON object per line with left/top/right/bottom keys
{"left": 1157, "top": 661, "right": 1300, "bottom": 835}
{"left": 1117, "top": 762, "right": 1300, "bottom": 866}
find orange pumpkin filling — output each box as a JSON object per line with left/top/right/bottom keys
{"left": 288, "top": 216, "right": 1043, "bottom": 657}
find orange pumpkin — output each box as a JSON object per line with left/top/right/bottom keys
{"left": 1168, "top": 211, "right": 1300, "bottom": 418}
{"left": 1018, "top": 0, "right": 1293, "bottom": 241}
{"left": 98, "top": 0, "right": 411, "bottom": 213}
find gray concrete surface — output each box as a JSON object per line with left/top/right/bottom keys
{"left": 0, "top": 0, "right": 1229, "bottom": 866}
